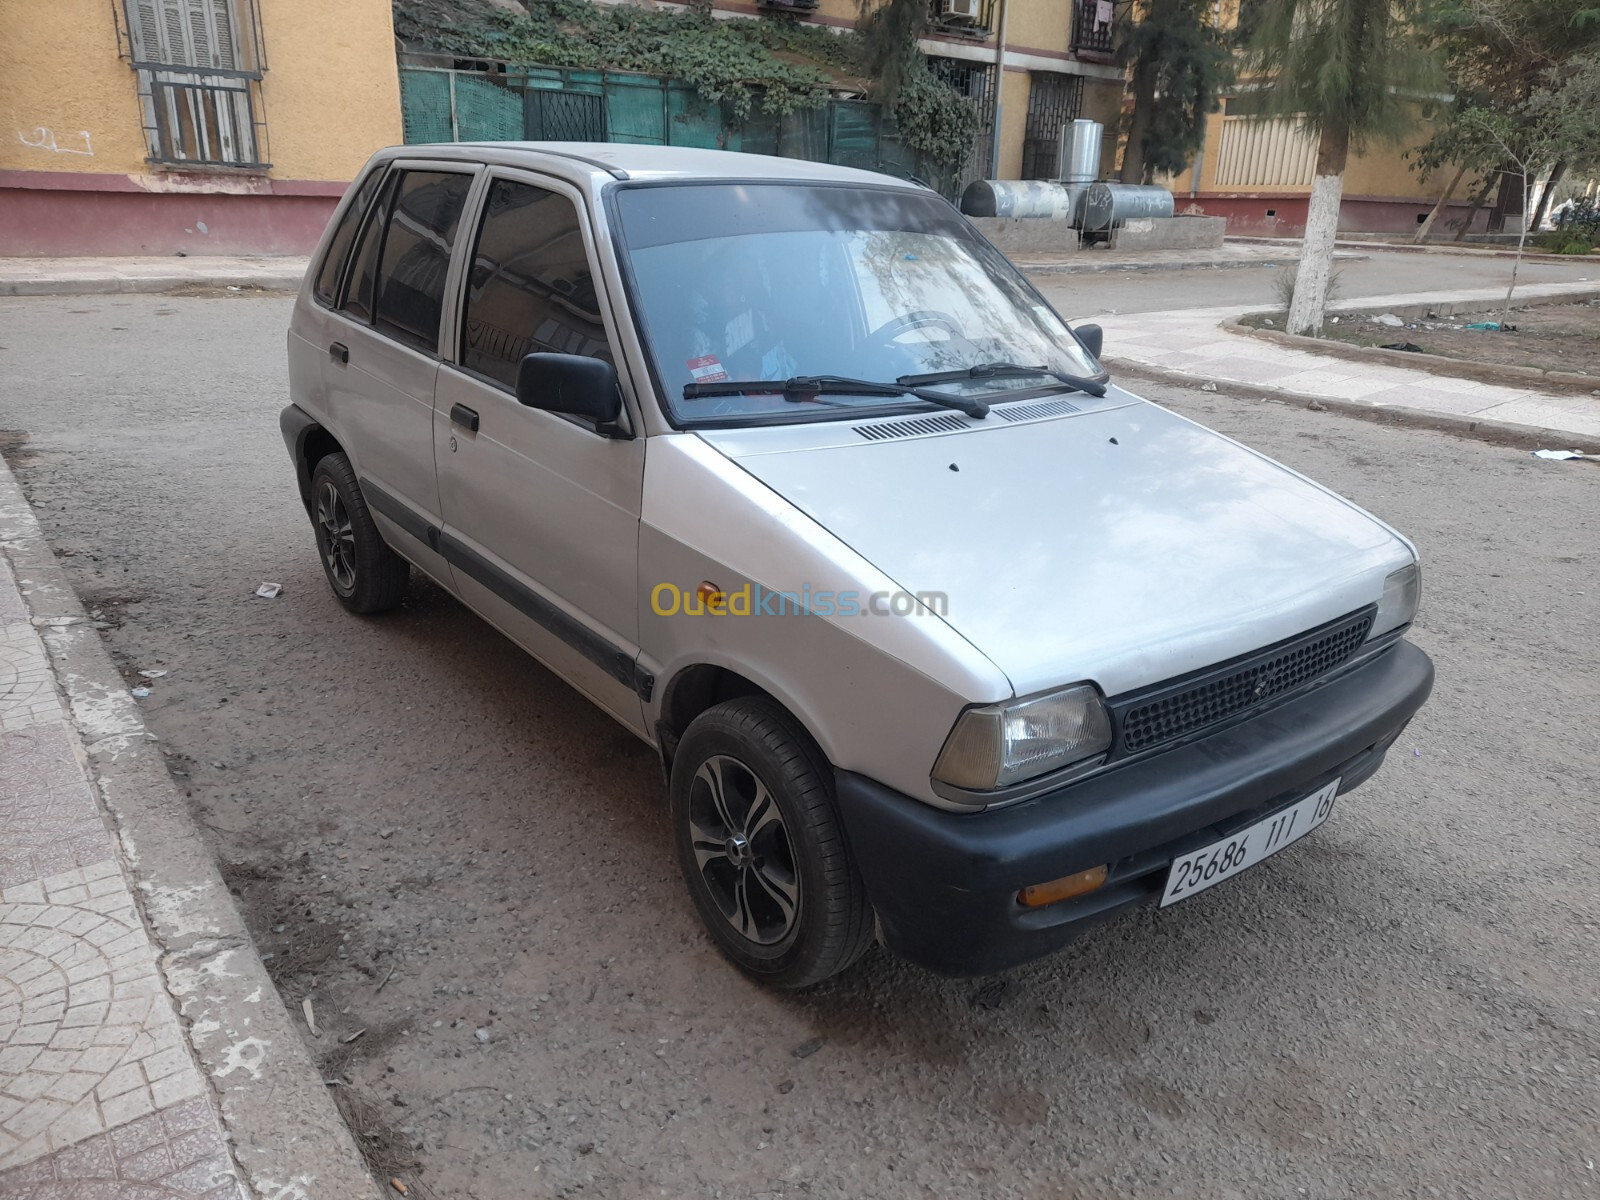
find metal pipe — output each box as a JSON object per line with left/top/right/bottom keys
{"left": 988, "top": 0, "right": 1009, "bottom": 178}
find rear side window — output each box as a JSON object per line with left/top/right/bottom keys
{"left": 312, "top": 167, "right": 385, "bottom": 307}
{"left": 341, "top": 171, "right": 397, "bottom": 325}
{"left": 373, "top": 171, "right": 474, "bottom": 355}
{"left": 460, "top": 178, "right": 613, "bottom": 389}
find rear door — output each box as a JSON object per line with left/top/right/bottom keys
{"left": 433, "top": 170, "right": 647, "bottom": 734}
{"left": 323, "top": 161, "right": 479, "bottom": 585}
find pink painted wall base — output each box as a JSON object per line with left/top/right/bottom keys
{"left": 0, "top": 171, "right": 345, "bottom": 257}
{"left": 1177, "top": 194, "right": 1493, "bottom": 239}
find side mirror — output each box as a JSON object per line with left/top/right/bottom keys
{"left": 1074, "top": 323, "right": 1104, "bottom": 361}
{"left": 515, "top": 353, "right": 626, "bottom": 436}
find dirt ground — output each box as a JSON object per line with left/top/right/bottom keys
{"left": 1247, "top": 300, "right": 1600, "bottom": 378}
{"left": 2, "top": 292, "right": 1598, "bottom": 1199}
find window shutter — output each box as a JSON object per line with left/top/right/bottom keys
{"left": 124, "top": 0, "right": 240, "bottom": 67}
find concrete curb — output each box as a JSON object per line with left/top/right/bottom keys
{"left": 1107, "top": 356, "right": 1600, "bottom": 455}
{"left": 0, "top": 276, "right": 303, "bottom": 297}
{"left": 1228, "top": 235, "right": 1600, "bottom": 267}
{"left": 1015, "top": 252, "right": 1369, "bottom": 277}
{"left": 0, "top": 454, "right": 381, "bottom": 1199}
{"left": 1225, "top": 290, "right": 1600, "bottom": 395}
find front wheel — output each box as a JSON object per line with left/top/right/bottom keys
{"left": 670, "top": 697, "right": 874, "bottom": 988}
{"left": 309, "top": 453, "right": 409, "bottom": 614}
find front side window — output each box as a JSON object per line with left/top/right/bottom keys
{"left": 314, "top": 167, "right": 386, "bottom": 307}
{"left": 460, "top": 179, "right": 613, "bottom": 390}
{"left": 612, "top": 183, "right": 1101, "bottom": 427}
{"left": 373, "top": 171, "right": 474, "bottom": 355}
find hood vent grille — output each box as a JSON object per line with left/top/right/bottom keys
{"left": 995, "top": 398, "right": 1080, "bottom": 422}
{"left": 853, "top": 413, "right": 971, "bottom": 441}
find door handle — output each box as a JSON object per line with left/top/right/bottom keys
{"left": 329, "top": 341, "right": 349, "bottom": 365}
{"left": 450, "top": 403, "right": 480, "bottom": 433}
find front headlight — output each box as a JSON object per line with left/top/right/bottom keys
{"left": 1369, "top": 562, "right": 1421, "bottom": 639}
{"left": 932, "top": 683, "right": 1112, "bottom": 794}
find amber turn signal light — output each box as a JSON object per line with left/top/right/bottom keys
{"left": 697, "top": 581, "right": 725, "bottom": 611}
{"left": 1018, "top": 864, "right": 1108, "bottom": 908}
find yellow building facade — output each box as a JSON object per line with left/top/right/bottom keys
{"left": 1163, "top": 100, "right": 1477, "bottom": 237}
{"left": 590, "top": 0, "right": 1130, "bottom": 186}
{"left": 0, "top": 0, "right": 403, "bottom": 255}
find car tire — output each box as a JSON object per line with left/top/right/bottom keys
{"left": 670, "top": 697, "right": 874, "bottom": 988}
{"left": 309, "top": 453, "right": 409, "bottom": 614}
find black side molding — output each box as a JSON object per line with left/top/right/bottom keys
{"left": 359, "top": 476, "right": 435, "bottom": 547}
{"left": 358, "top": 476, "right": 651, "bottom": 700}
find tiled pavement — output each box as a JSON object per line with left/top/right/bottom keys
{"left": 1091, "top": 281, "right": 1600, "bottom": 439}
{"left": 0, "top": 561, "right": 245, "bottom": 1192}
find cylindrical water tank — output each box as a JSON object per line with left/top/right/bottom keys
{"left": 1058, "top": 119, "right": 1102, "bottom": 184}
{"left": 1079, "top": 182, "right": 1175, "bottom": 231}
{"left": 960, "top": 179, "right": 1091, "bottom": 223}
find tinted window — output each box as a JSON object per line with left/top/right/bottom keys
{"left": 341, "top": 171, "right": 396, "bottom": 325}
{"left": 374, "top": 171, "right": 473, "bottom": 355}
{"left": 313, "top": 166, "right": 385, "bottom": 307}
{"left": 460, "top": 179, "right": 612, "bottom": 390}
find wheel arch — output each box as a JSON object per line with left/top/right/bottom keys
{"left": 280, "top": 405, "right": 346, "bottom": 513}
{"left": 655, "top": 662, "right": 831, "bottom": 778}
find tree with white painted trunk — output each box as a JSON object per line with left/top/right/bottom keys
{"left": 1246, "top": 0, "right": 1443, "bottom": 336}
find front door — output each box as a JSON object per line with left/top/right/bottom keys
{"left": 434, "top": 171, "right": 647, "bottom": 734}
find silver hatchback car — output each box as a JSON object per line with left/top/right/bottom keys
{"left": 282, "top": 143, "right": 1433, "bottom": 987}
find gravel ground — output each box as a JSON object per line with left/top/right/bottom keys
{"left": 1, "top": 292, "right": 1597, "bottom": 1199}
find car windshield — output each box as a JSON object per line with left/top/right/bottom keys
{"left": 611, "top": 182, "right": 1102, "bottom": 426}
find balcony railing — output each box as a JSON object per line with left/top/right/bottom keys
{"left": 928, "top": 0, "right": 995, "bottom": 39}
{"left": 1070, "top": 0, "right": 1117, "bottom": 59}
{"left": 138, "top": 68, "right": 269, "bottom": 169}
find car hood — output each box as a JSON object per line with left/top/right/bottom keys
{"left": 703, "top": 394, "right": 1409, "bottom": 698}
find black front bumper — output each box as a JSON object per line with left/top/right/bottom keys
{"left": 835, "top": 639, "right": 1434, "bottom": 977}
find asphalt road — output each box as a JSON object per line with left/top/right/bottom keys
{"left": 2, "top": 291, "right": 1597, "bottom": 1199}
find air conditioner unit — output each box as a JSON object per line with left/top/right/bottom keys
{"left": 941, "top": 0, "right": 982, "bottom": 23}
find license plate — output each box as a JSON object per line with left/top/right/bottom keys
{"left": 1159, "top": 779, "right": 1340, "bottom": 907}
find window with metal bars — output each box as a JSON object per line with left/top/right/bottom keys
{"left": 1021, "top": 72, "right": 1084, "bottom": 180}
{"left": 928, "top": 57, "right": 996, "bottom": 192}
{"left": 1070, "top": 0, "right": 1118, "bottom": 59}
{"left": 122, "top": 0, "right": 269, "bottom": 168}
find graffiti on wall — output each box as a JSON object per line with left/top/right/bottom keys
{"left": 18, "top": 127, "right": 94, "bottom": 156}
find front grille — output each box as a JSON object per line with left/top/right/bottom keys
{"left": 1114, "top": 608, "right": 1375, "bottom": 755}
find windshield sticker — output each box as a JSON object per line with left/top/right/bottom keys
{"left": 687, "top": 355, "right": 730, "bottom": 384}
{"left": 724, "top": 311, "right": 755, "bottom": 357}
{"left": 1032, "top": 305, "right": 1069, "bottom": 336}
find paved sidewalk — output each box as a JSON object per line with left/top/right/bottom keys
{"left": 0, "top": 258, "right": 307, "bottom": 297}
{"left": 0, "top": 457, "right": 377, "bottom": 1197}
{"left": 1095, "top": 281, "right": 1600, "bottom": 439}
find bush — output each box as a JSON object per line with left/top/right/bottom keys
{"left": 1272, "top": 264, "right": 1345, "bottom": 315}
{"left": 1534, "top": 231, "right": 1597, "bottom": 255}
{"left": 1552, "top": 196, "right": 1600, "bottom": 241}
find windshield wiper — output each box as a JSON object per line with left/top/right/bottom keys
{"left": 896, "top": 362, "right": 1108, "bottom": 398}
{"left": 683, "top": 375, "right": 990, "bottom": 418}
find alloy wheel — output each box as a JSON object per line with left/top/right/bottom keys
{"left": 688, "top": 754, "right": 801, "bottom": 946}
{"left": 315, "top": 479, "right": 357, "bottom": 594}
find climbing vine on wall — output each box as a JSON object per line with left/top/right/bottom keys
{"left": 393, "top": 0, "right": 979, "bottom": 166}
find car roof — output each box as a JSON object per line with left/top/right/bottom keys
{"left": 394, "top": 141, "right": 927, "bottom": 190}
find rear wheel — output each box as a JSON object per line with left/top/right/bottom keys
{"left": 670, "top": 697, "right": 874, "bottom": 988}
{"left": 309, "top": 453, "right": 408, "bottom": 614}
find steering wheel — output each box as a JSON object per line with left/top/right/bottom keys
{"left": 867, "top": 310, "right": 966, "bottom": 345}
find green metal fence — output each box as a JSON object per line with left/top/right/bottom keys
{"left": 398, "top": 66, "right": 953, "bottom": 194}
